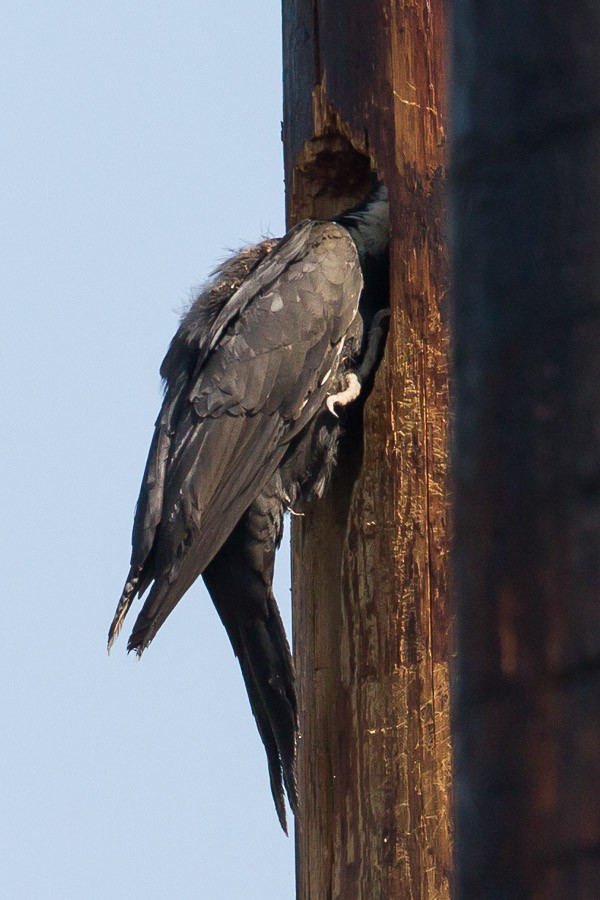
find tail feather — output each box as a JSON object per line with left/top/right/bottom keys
{"left": 202, "top": 498, "right": 298, "bottom": 830}
{"left": 236, "top": 631, "right": 291, "bottom": 832}
{"left": 206, "top": 583, "right": 298, "bottom": 832}
{"left": 110, "top": 482, "right": 298, "bottom": 831}
{"left": 238, "top": 604, "right": 298, "bottom": 817}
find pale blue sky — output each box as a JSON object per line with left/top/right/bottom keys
{"left": 2, "top": 2, "right": 295, "bottom": 897}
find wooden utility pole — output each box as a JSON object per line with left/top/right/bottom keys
{"left": 282, "top": 2, "right": 451, "bottom": 897}
{"left": 452, "top": 3, "right": 600, "bottom": 897}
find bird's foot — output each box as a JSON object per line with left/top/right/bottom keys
{"left": 325, "top": 309, "right": 391, "bottom": 418}
{"left": 326, "top": 372, "right": 362, "bottom": 418}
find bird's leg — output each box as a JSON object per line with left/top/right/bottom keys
{"left": 355, "top": 307, "right": 391, "bottom": 382}
{"left": 326, "top": 308, "right": 391, "bottom": 417}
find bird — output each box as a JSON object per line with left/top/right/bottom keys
{"left": 109, "top": 182, "right": 390, "bottom": 832}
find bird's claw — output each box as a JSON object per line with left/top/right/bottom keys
{"left": 326, "top": 372, "right": 362, "bottom": 417}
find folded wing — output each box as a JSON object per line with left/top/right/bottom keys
{"left": 109, "top": 221, "right": 363, "bottom": 654}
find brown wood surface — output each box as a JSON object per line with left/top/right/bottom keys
{"left": 451, "top": 3, "right": 600, "bottom": 897}
{"left": 282, "top": 2, "right": 451, "bottom": 897}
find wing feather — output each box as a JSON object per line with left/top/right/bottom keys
{"left": 111, "top": 220, "right": 363, "bottom": 654}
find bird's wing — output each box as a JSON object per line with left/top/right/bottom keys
{"left": 199, "top": 220, "right": 316, "bottom": 363}
{"left": 111, "top": 221, "right": 362, "bottom": 653}
{"left": 108, "top": 239, "right": 278, "bottom": 649}
{"left": 133, "top": 223, "right": 315, "bottom": 572}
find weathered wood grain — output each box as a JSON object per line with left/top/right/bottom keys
{"left": 282, "top": 2, "right": 451, "bottom": 897}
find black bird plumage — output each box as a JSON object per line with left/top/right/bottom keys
{"left": 109, "top": 184, "right": 390, "bottom": 831}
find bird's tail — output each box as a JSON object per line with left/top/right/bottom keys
{"left": 202, "top": 510, "right": 298, "bottom": 833}
{"left": 111, "top": 485, "right": 298, "bottom": 831}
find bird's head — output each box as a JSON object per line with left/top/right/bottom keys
{"left": 336, "top": 182, "right": 390, "bottom": 264}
